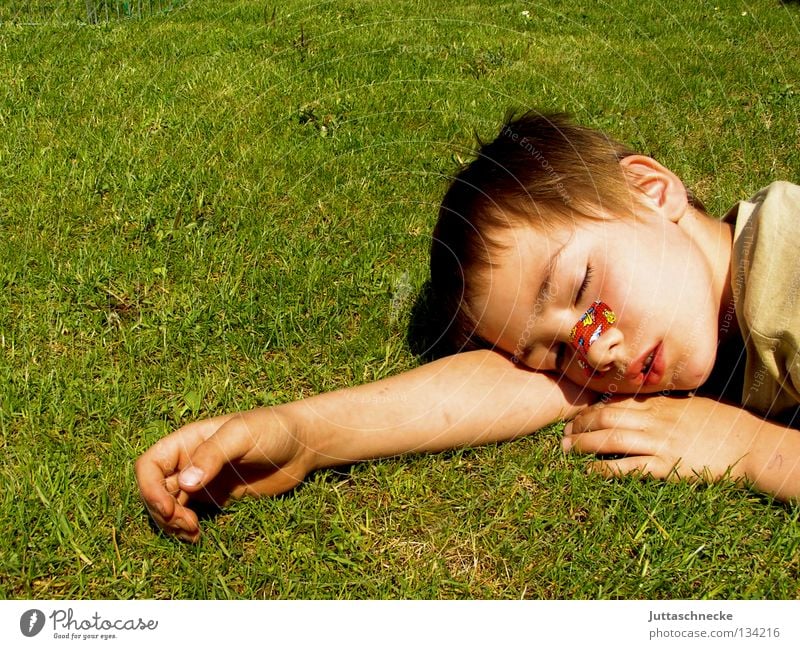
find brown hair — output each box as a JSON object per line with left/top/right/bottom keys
{"left": 429, "top": 110, "right": 641, "bottom": 355}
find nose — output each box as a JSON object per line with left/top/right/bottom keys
{"left": 582, "top": 326, "right": 624, "bottom": 373}
{"left": 566, "top": 299, "right": 623, "bottom": 375}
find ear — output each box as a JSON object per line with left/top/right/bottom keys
{"left": 619, "top": 155, "right": 688, "bottom": 223}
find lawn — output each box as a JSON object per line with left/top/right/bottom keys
{"left": 1, "top": 0, "right": 799, "bottom": 599}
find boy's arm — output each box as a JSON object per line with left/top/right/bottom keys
{"left": 297, "top": 349, "right": 591, "bottom": 467}
{"left": 136, "top": 349, "right": 594, "bottom": 541}
{"left": 563, "top": 394, "right": 800, "bottom": 502}
{"left": 740, "top": 414, "right": 800, "bottom": 502}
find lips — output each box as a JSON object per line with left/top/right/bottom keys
{"left": 644, "top": 343, "right": 665, "bottom": 385}
{"left": 642, "top": 350, "right": 656, "bottom": 375}
{"left": 626, "top": 342, "right": 664, "bottom": 385}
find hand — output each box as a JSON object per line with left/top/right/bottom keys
{"left": 135, "top": 408, "right": 314, "bottom": 542}
{"left": 562, "top": 394, "right": 760, "bottom": 483}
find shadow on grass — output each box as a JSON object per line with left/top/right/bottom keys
{"left": 144, "top": 482, "right": 320, "bottom": 542}
{"left": 405, "top": 279, "right": 452, "bottom": 362}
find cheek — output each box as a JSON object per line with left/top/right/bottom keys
{"left": 608, "top": 253, "right": 712, "bottom": 334}
{"left": 671, "top": 323, "right": 718, "bottom": 388}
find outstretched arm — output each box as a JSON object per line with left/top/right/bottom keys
{"left": 563, "top": 394, "right": 800, "bottom": 502}
{"left": 136, "top": 349, "right": 594, "bottom": 541}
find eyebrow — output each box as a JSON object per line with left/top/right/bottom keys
{"left": 519, "top": 243, "right": 567, "bottom": 360}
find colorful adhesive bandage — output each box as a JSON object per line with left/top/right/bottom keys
{"left": 568, "top": 299, "right": 617, "bottom": 377}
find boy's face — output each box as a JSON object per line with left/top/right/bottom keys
{"left": 472, "top": 210, "right": 722, "bottom": 394}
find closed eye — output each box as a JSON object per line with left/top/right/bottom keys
{"left": 576, "top": 264, "right": 594, "bottom": 304}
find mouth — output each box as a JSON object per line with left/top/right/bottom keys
{"left": 643, "top": 343, "right": 664, "bottom": 386}
{"left": 626, "top": 342, "right": 664, "bottom": 385}
{"left": 642, "top": 350, "right": 656, "bottom": 376}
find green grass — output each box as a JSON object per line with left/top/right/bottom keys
{"left": 1, "top": 0, "right": 799, "bottom": 598}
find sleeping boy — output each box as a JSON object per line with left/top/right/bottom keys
{"left": 136, "top": 112, "right": 800, "bottom": 542}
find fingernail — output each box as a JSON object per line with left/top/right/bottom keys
{"left": 561, "top": 436, "right": 573, "bottom": 452}
{"left": 563, "top": 422, "right": 573, "bottom": 436}
{"left": 179, "top": 466, "right": 204, "bottom": 487}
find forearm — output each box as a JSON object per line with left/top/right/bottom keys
{"left": 744, "top": 416, "right": 800, "bottom": 502}
{"left": 276, "top": 349, "right": 593, "bottom": 470}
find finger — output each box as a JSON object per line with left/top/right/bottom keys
{"left": 135, "top": 453, "right": 177, "bottom": 523}
{"left": 135, "top": 450, "right": 200, "bottom": 535}
{"left": 181, "top": 411, "right": 242, "bottom": 442}
{"left": 165, "top": 474, "right": 182, "bottom": 497}
{"left": 157, "top": 499, "right": 200, "bottom": 540}
{"left": 161, "top": 520, "right": 200, "bottom": 544}
{"left": 152, "top": 414, "right": 241, "bottom": 475}
{"left": 178, "top": 414, "right": 260, "bottom": 492}
{"left": 144, "top": 492, "right": 200, "bottom": 536}
{"left": 563, "top": 428, "right": 654, "bottom": 456}
{"left": 589, "top": 456, "right": 669, "bottom": 479}
{"left": 570, "top": 402, "right": 653, "bottom": 434}
{"left": 171, "top": 507, "right": 200, "bottom": 537}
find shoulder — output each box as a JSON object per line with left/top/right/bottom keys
{"left": 725, "top": 181, "right": 800, "bottom": 259}
{"left": 747, "top": 181, "right": 800, "bottom": 215}
{"left": 723, "top": 181, "right": 800, "bottom": 226}
{"left": 728, "top": 180, "right": 800, "bottom": 347}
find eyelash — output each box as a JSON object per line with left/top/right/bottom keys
{"left": 576, "top": 264, "right": 594, "bottom": 304}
